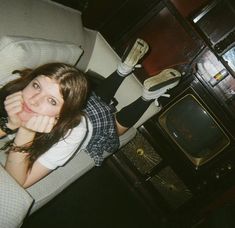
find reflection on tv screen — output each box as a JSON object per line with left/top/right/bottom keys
{"left": 159, "top": 95, "right": 230, "bottom": 166}
{"left": 223, "top": 46, "right": 235, "bottom": 72}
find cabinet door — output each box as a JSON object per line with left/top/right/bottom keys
{"left": 82, "top": 0, "right": 209, "bottom": 80}
{"left": 170, "top": 0, "right": 210, "bottom": 17}
{"left": 109, "top": 130, "right": 193, "bottom": 211}
{"left": 116, "top": 3, "right": 203, "bottom": 81}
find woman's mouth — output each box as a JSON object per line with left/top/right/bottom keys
{"left": 23, "top": 102, "right": 35, "bottom": 113}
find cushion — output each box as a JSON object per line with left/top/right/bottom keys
{"left": 0, "top": 36, "right": 84, "bottom": 85}
{"left": 0, "top": 165, "right": 33, "bottom": 228}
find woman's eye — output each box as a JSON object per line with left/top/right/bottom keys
{"left": 48, "top": 98, "right": 57, "bottom": 106}
{"left": 32, "top": 82, "right": 40, "bottom": 89}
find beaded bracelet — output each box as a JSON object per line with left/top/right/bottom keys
{"left": 7, "top": 142, "right": 31, "bottom": 154}
{"left": 10, "top": 145, "right": 30, "bottom": 154}
{"left": 0, "top": 117, "right": 15, "bottom": 134}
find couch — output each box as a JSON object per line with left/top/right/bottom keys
{"left": 0, "top": 0, "right": 160, "bottom": 227}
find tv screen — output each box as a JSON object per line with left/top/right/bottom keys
{"left": 223, "top": 45, "right": 235, "bottom": 72}
{"left": 158, "top": 94, "right": 230, "bottom": 167}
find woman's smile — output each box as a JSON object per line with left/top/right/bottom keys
{"left": 18, "top": 102, "right": 38, "bottom": 123}
{"left": 22, "top": 102, "right": 36, "bottom": 114}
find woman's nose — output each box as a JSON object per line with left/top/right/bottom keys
{"left": 29, "top": 94, "right": 42, "bottom": 106}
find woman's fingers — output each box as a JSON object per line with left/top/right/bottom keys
{"left": 25, "top": 116, "right": 56, "bottom": 133}
{"left": 5, "top": 91, "right": 23, "bottom": 106}
{"left": 44, "top": 117, "right": 55, "bottom": 133}
{"left": 4, "top": 91, "right": 23, "bottom": 115}
{"left": 4, "top": 91, "right": 23, "bottom": 129}
{"left": 5, "top": 101, "right": 22, "bottom": 115}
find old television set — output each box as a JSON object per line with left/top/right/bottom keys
{"left": 151, "top": 76, "right": 235, "bottom": 171}
{"left": 158, "top": 87, "right": 230, "bottom": 168}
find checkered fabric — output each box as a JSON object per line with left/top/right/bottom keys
{"left": 84, "top": 93, "right": 120, "bottom": 166}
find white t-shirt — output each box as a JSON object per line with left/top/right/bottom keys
{"left": 38, "top": 116, "right": 93, "bottom": 170}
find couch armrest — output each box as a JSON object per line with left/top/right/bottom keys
{"left": 84, "top": 32, "right": 120, "bottom": 77}
{"left": 0, "top": 165, "right": 33, "bottom": 228}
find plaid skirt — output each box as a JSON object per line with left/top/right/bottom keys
{"left": 84, "top": 93, "right": 120, "bottom": 166}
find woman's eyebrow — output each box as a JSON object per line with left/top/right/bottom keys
{"left": 47, "top": 87, "right": 64, "bottom": 104}
{"left": 51, "top": 95, "right": 62, "bottom": 104}
{"left": 33, "top": 78, "right": 41, "bottom": 85}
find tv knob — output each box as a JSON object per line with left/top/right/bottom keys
{"left": 215, "top": 173, "right": 220, "bottom": 179}
{"left": 227, "top": 164, "right": 232, "bottom": 170}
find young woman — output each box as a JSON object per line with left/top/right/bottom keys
{"left": 0, "top": 63, "right": 89, "bottom": 187}
{"left": 0, "top": 38, "right": 181, "bottom": 188}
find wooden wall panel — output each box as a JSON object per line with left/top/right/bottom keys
{"left": 170, "top": 0, "right": 211, "bottom": 17}
{"left": 124, "top": 6, "right": 203, "bottom": 77}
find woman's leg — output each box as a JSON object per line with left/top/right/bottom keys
{"left": 115, "top": 97, "right": 152, "bottom": 135}
{"left": 115, "top": 68, "right": 182, "bottom": 135}
{"left": 93, "top": 71, "right": 126, "bottom": 104}
{"left": 94, "top": 38, "right": 149, "bottom": 104}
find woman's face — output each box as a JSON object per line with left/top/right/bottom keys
{"left": 18, "top": 75, "right": 64, "bottom": 123}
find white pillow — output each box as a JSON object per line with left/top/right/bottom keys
{"left": 0, "top": 36, "right": 84, "bottom": 85}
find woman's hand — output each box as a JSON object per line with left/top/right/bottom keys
{"left": 4, "top": 91, "right": 23, "bottom": 130}
{"left": 24, "top": 115, "right": 56, "bottom": 133}
{"left": 13, "top": 115, "right": 56, "bottom": 148}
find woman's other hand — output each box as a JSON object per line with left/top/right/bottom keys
{"left": 24, "top": 115, "right": 56, "bottom": 133}
{"left": 4, "top": 91, "right": 23, "bottom": 130}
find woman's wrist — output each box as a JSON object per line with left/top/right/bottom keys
{"left": 0, "top": 117, "right": 16, "bottom": 134}
{"left": 6, "top": 120, "right": 18, "bottom": 131}
{"left": 14, "top": 127, "right": 36, "bottom": 146}
{"left": 7, "top": 141, "right": 31, "bottom": 154}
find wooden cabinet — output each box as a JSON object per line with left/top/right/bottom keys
{"left": 83, "top": 0, "right": 209, "bottom": 82}
{"left": 170, "top": 0, "right": 210, "bottom": 17}
{"left": 106, "top": 130, "right": 193, "bottom": 226}
{"left": 107, "top": 67, "right": 235, "bottom": 224}
{"left": 107, "top": 126, "right": 204, "bottom": 226}
{"left": 82, "top": 0, "right": 210, "bottom": 46}
{"left": 102, "top": 1, "right": 235, "bottom": 225}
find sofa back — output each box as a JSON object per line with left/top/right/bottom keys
{"left": 0, "top": 0, "right": 96, "bottom": 70}
{"left": 0, "top": 0, "right": 84, "bottom": 44}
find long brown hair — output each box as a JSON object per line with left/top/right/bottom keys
{"left": 0, "top": 63, "right": 89, "bottom": 167}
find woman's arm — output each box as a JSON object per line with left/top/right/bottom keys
{"left": 5, "top": 115, "right": 55, "bottom": 187}
{"left": 5, "top": 127, "right": 35, "bottom": 186}
{"left": 22, "top": 161, "right": 51, "bottom": 188}
{"left": 5, "top": 149, "right": 51, "bottom": 189}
